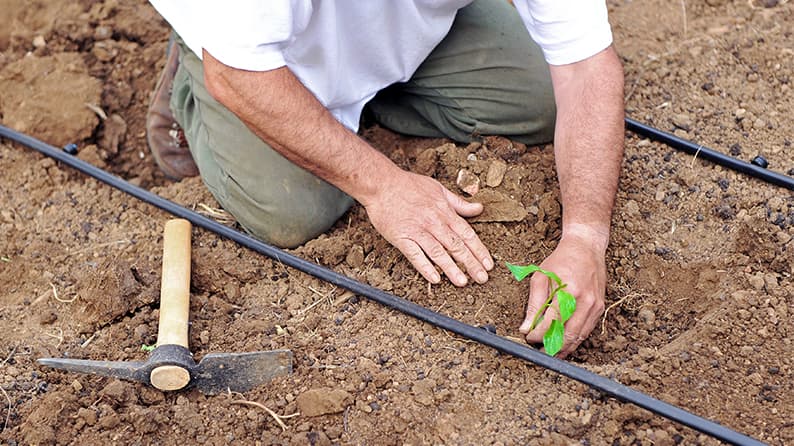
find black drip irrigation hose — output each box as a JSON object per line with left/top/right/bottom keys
{"left": 0, "top": 124, "right": 766, "bottom": 446}
{"left": 626, "top": 117, "right": 794, "bottom": 190}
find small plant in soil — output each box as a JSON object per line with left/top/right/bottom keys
{"left": 506, "top": 263, "right": 576, "bottom": 356}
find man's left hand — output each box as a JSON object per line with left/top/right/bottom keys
{"left": 518, "top": 230, "right": 607, "bottom": 358}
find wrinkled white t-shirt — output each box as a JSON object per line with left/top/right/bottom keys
{"left": 149, "top": 0, "right": 612, "bottom": 131}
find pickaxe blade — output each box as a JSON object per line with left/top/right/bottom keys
{"left": 193, "top": 350, "right": 293, "bottom": 395}
{"left": 37, "top": 357, "right": 151, "bottom": 383}
{"left": 37, "top": 346, "right": 293, "bottom": 394}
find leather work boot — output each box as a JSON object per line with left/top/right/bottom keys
{"left": 146, "top": 38, "right": 199, "bottom": 180}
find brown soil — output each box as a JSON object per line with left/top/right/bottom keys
{"left": 1, "top": 1, "right": 792, "bottom": 445}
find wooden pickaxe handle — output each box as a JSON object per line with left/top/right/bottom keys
{"left": 150, "top": 219, "right": 192, "bottom": 390}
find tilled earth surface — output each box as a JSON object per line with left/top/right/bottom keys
{"left": 0, "top": 0, "right": 792, "bottom": 445}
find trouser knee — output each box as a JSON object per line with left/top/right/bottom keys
{"left": 219, "top": 175, "right": 354, "bottom": 249}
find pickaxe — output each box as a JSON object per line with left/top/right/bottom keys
{"left": 38, "top": 219, "right": 292, "bottom": 394}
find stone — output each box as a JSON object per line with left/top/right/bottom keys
{"left": 638, "top": 308, "right": 656, "bottom": 327}
{"left": 77, "top": 407, "right": 98, "bottom": 426}
{"left": 468, "top": 189, "right": 528, "bottom": 223}
{"left": 100, "top": 380, "right": 129, "bottom": 404}
{"left": 295, "top": 388, "right": 352, "bottom": 417}
{"left": 671, "top": 113, "right": 692, "bottom": 131}
{"left": 345, "top": 244, "right": 365, "bottom": 268}
{"left": 414, "top": 148, "right": 437, "bottom": 176}
{"left": 411, "top": 378, "right": 436, "bottom": 406}
{"left": 485, "top": 159, "right": 507, "bottom": 187}
{"left": 32, "top": 35, "right": 46, "bottom": 48}
{"left": 456, "top": 169, "right": 480, "bottom": 196}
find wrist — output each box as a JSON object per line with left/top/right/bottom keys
{"left": 561, "top": 223, "right": 610, "bottom": 254}
{"left": 353, "top": 157, "right": 405, "bottom": 208}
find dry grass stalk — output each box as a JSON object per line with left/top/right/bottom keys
{"left": 230, "top": 399, "right": 299, "bottom": 431}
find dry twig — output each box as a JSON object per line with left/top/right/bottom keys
{"left": 81, "top": 333, "right": 97, "bottom": 348}
{"left": 332, "top": 290, "right": 355, "bottom": 307}
{"left": 84, "top": 103, "right": 108, "bottom": 120}
{"left": 1, "top": 346, "right": 17, "bottom": 366}
{"left": 51, "top": 283, "right": 78, "bottom": 304}
{"left": 196, "top": 203, "right": 236, "bottom": 224}
{"left": 44, "top": 328, "right": 64, "bottom": 347}
{"left": 600, "top": 291, "right": 646, "bottom": 335}
{"left": 230, "top": 399, "right": 299, "bottom": 431}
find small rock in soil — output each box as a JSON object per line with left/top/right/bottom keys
{"left": 100, "top": 380, "right": 130, "bottom": 405}
{"left": 346, "top": 244, "right": 365, "bottom": 268}
{"left": 638, "top": 308, "right": 656, "bottom": 328}
{"left": 138, "top": 386, "right": 165, "bottom": 405}
{"left": 98, "top": 410, "right": 121, "bottom": 429}
{"left": 295, "top": 388, "right": 352, "bottom": 417}
{"left": 671, "top": 113, "right": 692, "bottom": 131}
{"left": 133, "top": 323, "right": 149, "bottom": 340}
{"left": 485, "top": 159, "right": 507, "bottom": 187}
{"left": 94, "top": 25, "right": 113, "bottom": 40}
{"left": 32, "top": 35, "right": 46, "bottom": 49}
{"left": 414, "top": 148, "right": 438, "bottom": 176}
{"left": 748, "top": 274, "right": 765, "bottom": 290}
{"left": 39, "top": 310, "right": 58, "bottom": 325}
{"left": 479, "top": 324, "right": 497, "bottom": 334}
{"left": 456, "top": 169, "right": 480, "bottom": 195}
{"left": 469, "top": 189, "right": 528, "bottom": 223}
{"left": 714, "top": 204, "right": 735, "bottom": 220}
{"left": 77, "top": 407, "right": 98, "bottom": 426}
{"left": 411, "top": 378, "right": 436, "bottom": 406}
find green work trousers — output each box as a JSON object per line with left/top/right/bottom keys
{"left": 169, "top": 0, "right": 555, "bottom": 248}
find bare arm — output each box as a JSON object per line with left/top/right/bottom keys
{"left": 520, "top": 46, "right": 624, "bottom": 356}
{"left": 202, "top": 51, "right": 493, "bottom": 286}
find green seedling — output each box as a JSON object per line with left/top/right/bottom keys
{"left": 506, "top": 263, "right": 576, "bottom": 356}
{"left": 1, "top": 256, "right": 10, "bottom": 262}
{"left": 140, "top": 343, "right": 157, "bottom": 352}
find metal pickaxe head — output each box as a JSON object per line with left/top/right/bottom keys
{"left": 38, "top": 345, "right": 292, "bottom": 395}
{"left": 38, "top": 219, "right": 292, "bottom": 394}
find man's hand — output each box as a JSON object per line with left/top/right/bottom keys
{"left": 518, "top": 46, "right": 624, "bottom": 357}
{"left": 363, "top": 170, "right": 493, "bottom": 287}
{"left": 519, "top": 227, "right": 607, "bottom": 358}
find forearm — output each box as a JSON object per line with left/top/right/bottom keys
{"left": 202, "top": 50, "right": 399, "bottom": 205}
{"left": 549, "top": 46, "right": 624, "bottom": 253}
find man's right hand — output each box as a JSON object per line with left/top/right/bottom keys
{"left": 362, "top": 170, "right": 493, "bottom": 287}
{"left": 202, "top": 56, "right": 492, "bottom": 286}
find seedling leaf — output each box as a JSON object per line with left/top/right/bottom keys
{"left": 141, "top": 343, "right": 156, "bottom": 352}
{"left": 543, "top": 320, "right": 565, "bottom": 356}
{"left": 505, "top": 262, "right": 541, "bottom": 281}
{"left": 539, "top": 269, "right": 563, "bottom": 287}
{"left": 557, "top": 289, "right": 576, "bottom": 323}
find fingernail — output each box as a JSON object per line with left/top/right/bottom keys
{"left": 476, "top": 271, "right": 488, "bottom": 283}
{"left": 483, "top": 257, "right": 494, "bottom": 271}
{"left": 429, "top": 271, "right": 440, "bottom": 283}
{"left": 519, "top": 319, "right": 531, "bottom": 333}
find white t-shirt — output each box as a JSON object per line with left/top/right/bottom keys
{"left": 149, "top": 0, "right": 612, "bottom": 131}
